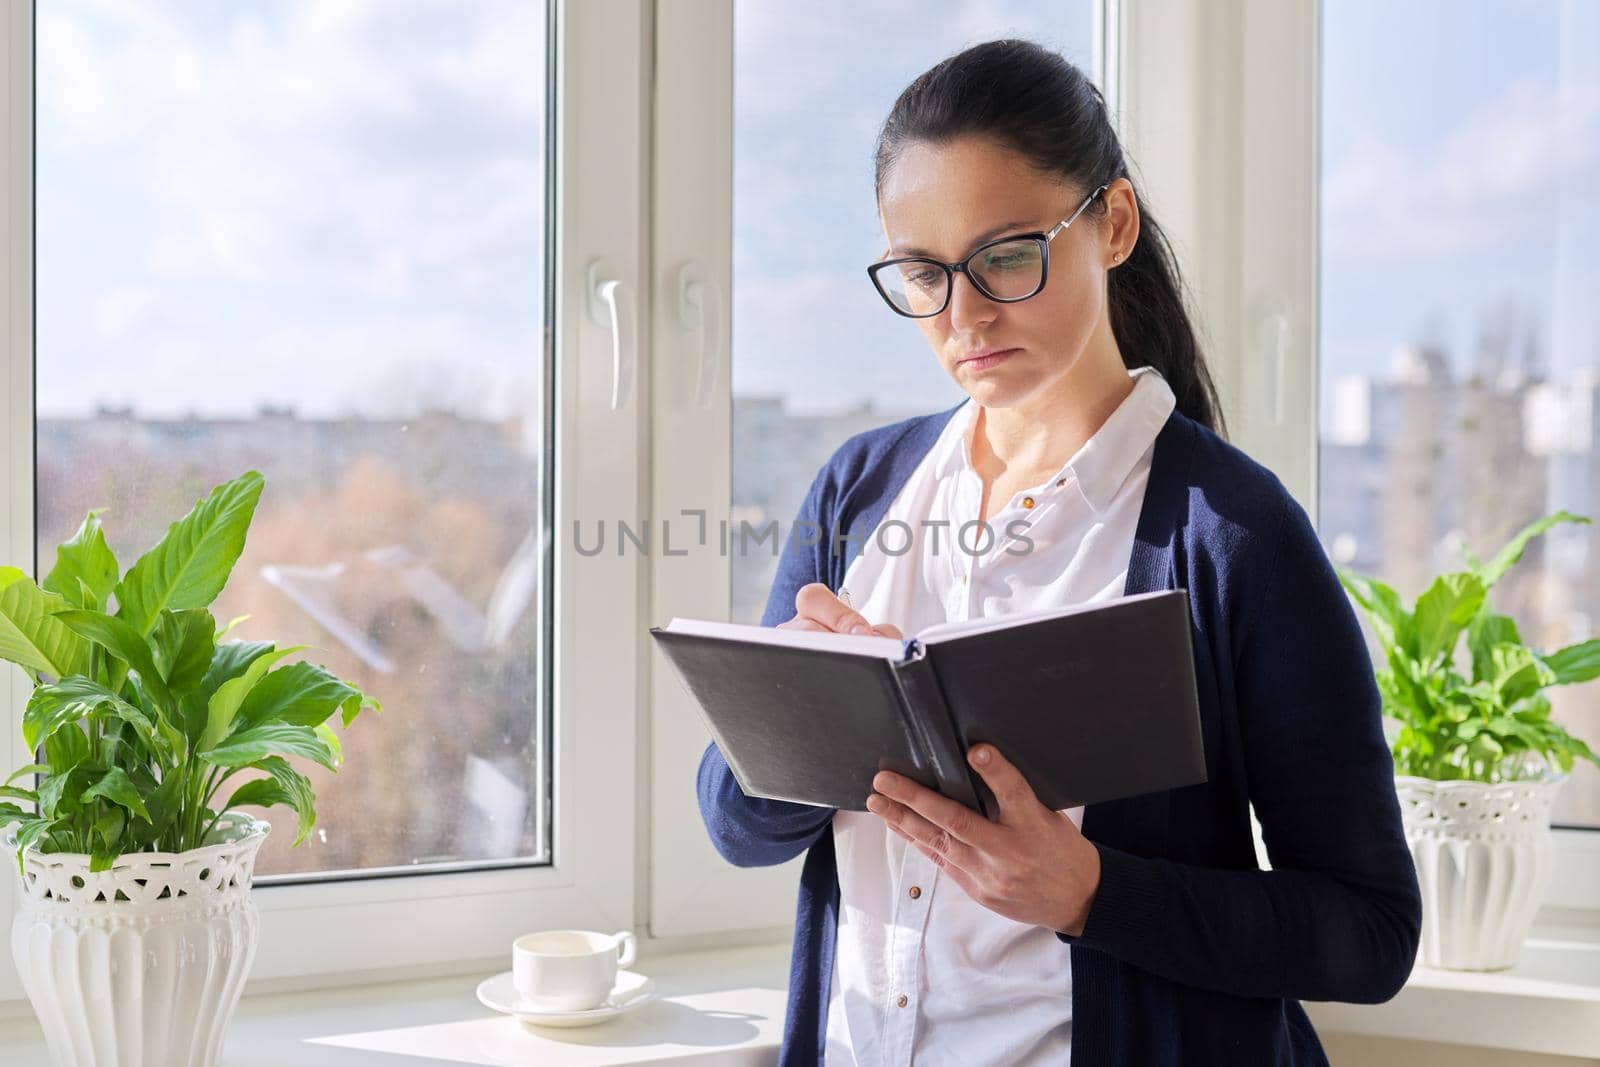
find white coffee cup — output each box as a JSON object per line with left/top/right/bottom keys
{"left": 512, "top": 929, "right": 637, "bottom": 1011}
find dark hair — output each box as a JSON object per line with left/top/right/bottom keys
{"left": 874, "top": 39, "right": 1228, "bottom": 439}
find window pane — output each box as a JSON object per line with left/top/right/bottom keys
{"left": 731, "top": 5, "right": 1100, "bottom": 624}
{"left": 1318, "top": 2, "right": 1600, "bottom": 827}
{"left": 36, "top": 1, "right": 552, "bottom": 877}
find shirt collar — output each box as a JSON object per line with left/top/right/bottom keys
{"left": 1068, "top": 366, "right": 1177, "bottom": 511}
{"left": 944, "top": 365, "right": 1178, "bottom": 514}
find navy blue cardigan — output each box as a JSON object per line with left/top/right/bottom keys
{"left": 697, "top": 404, "right": 1421, "bottom": 1066}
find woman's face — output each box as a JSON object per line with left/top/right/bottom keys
{"left": 876, "top": 136, "right": 1130, "bottom": 409}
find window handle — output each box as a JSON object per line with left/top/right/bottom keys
{"left": 677, "top": 262, "right": 723, "bottom": 409}
{"left": 588, "top": 260, "right": 636, "bottom": 411}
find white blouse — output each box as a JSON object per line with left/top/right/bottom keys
{"left": 822, "top": 365, "right": 1177, "bottom": 1066}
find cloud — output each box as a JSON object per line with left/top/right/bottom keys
{"left": 1323, "top": 77, "right": 1600, "bottom": 263}
{"left": 39, "top": 0, "right": 548, "bottom": 420}
{"left": 92, "top": 287, "right": 160, "bottom": 339}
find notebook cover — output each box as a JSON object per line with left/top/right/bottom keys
{"left": 652, "top": 629, "right": 940, "bottom": 811}
{"left": 924, "top": 588, "right": 1206, "bottom": 813}
{"left": 653, "top": 587, "right": 1205, "bottom": 816}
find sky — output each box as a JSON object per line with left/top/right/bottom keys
{"left": 37, "top": 0, "right": 547, "bottom": 420}
{"left": 34, "top": 0, "right": 1600, "bottom": 421}
{"left": 1317, "top": 0, "right": 1599, "bottom": 395}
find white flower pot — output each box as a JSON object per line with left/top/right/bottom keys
{"left": 1395, "top": 774, "right": 1564, "bottom": 971}
{"left": 8, "top": 813, "right": 270, "bottom": 1067}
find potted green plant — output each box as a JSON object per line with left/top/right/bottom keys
{"left": 1339, "top": 510, "right": 1600, "bottom": 971}
{"left": 0, "top": 470, "right": 378, "bottom": 1067}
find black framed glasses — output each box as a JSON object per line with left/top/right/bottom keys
{"left": 867, "top": 184, "right": 1109, "bottom": 318}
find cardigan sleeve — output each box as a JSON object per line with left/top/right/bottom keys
{"left": 695, "top": 466, "right": 837, "bottom": 868}
{"left": 1060, "top": 493, "right": 1423, "bottom": 1004}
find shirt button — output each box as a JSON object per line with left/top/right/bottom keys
{"left": 909, "top": 885, "right": 921, "bottom": 899}
{"left": 1056, "top": 478, "right": 1067, "bottom": 487}
{"left": 897, "top": 994, "right": 909, "bottom": 1008}
{"left": 1022, "top": 496, "right": 1036, "bottom": 509}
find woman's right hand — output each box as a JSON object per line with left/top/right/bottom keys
{"left": 777, "top": 582, "right": 903, "bottom": 639}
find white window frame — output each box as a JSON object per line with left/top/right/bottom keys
{"left": 0, "top": 0, "right": 654, "bottom": 1001}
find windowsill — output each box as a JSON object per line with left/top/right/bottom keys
{"left": 2, "top": 926, "right": 1597, "bottom": 1064}
{"left": 0, "top": 942, "right": 792, "bottom": 1067}
{"left": 1305, "top": 919, "right": 1600, "bottom": 1059}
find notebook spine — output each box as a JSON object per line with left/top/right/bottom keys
{"left": 889, "top": 653, "right": 985, "bottom": 815}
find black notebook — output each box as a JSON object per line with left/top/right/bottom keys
{"left": 651, "top": 588, "right": 1206, "bottom": 820}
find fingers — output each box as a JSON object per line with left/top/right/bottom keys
{"left": 794, "top": 582, "right": 877, "bottom": 635}
{"left": 871, "top": 770, "right": 987, "bottom": 846}
{"left": 776, "top": 616, "right": 829, "bottom": 632}
{"left": 966, "top": 744, "right": 1041, "bottom": 818}
{"left": 867, "top": 790, "right": 980, "bottom": 872}
{"left": 871, "top": 622, "right": 904, "bottom": 639}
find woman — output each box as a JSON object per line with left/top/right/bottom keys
{"left": 697, "top": 39, "right": 1420, "bottom": 1067}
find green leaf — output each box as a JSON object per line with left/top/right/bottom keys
{"left": 1467, "top": 609, "right": 1522, "bottom": 685}
{"left": 314, "top": 721, "right": 343, "bottom": 769}
{"left": 1477, "top": 511, "right": 1591, "bottom": 588}
{"left": 0, "top": 784, "right": 37, "bottom": 803}
{"left": 81, "top": 767, "right": 152, "bottom": 823}
{"left": 181, "top": 640, "right": 275, "bottom": 745}
{"left": 41, "top": 508, "right": 120, "bottom": 612}
{"left": 201, "top": 721, "right": 337, "bottom": 771}
{"left": 112, "top": 471, "right": 265, "bottom": 637}
{"left": 1339, "top": 569, "right": 1417, "bottom": 658}
{"left": 0, "top": 801, "right": 29, "bottom": 828}
{"left": 223, "top": 777, "right": 294, "bottom": 812}
{"left": 1568, "top": 733, "right": 1600, "bottom": 769}
{"left": 216, "top": 613, "right": 252, "bottom": 639}
{"left": 89, "top": 805, "right": 127, "bottom": 872}
{"left": 75, "top": 578, "right": 99, "bottom": 612}
{"left": 151, "top": 608, "right": 217, "bottom": 695}
{"left": 1541, "top": 639, "right": 1600, "bottom": 686}
{"left": 124, "top": 674, "right": 187, "bottom": 761}
{"left": 142, "top": 772, "right": 187, "bottom": 842}
{"left": 1414, "top": 572, "right": 1486, "bottom": 666}
{"left": 224, "top": 756, "right": 315, "bottom": 845}
{"left": 4, "top": 763, "right": 48, "bottom": 787}
{"left": 36, "top": 764, "right": 95, "bottom": 816}
{"left": 199, "top": 645, "right": 306, "bottom": 753}
{"left": 15, "top": 816, "right": 62, "bottom": 853}
{"left": 1383, "top": 645, "right": 1435, "bottom": 723}
{"left": 43, "top": 721, "right": 89, "bottom": 775}
{"left": 0, "top": 567, "right": 91, "bottom": 680}
{"left": 1483, "top": 715, "right": 1542, "bottom": 744}
{"left": 201, "top": 640, "right": 278, "bottom": 693}
{"left": 1469, "top": 733, "right": 1505, "bottom": 758}
{"left": 339, "top": 685, "right": 381, "bottom": 728}
{"left": 235, "top": 660, "right": 363, "bottom": 733}
{"left": 1492, "top": 645, "right": 1556, "bottom": 705}
{"left": 51, "top": 608, "right": 175, "bottom": 711}
{"left": 1510, "top": 693, "right": 1553, "bottom": 722}
{"left": 23, "top": 676, "right": 164, "bottom": 757}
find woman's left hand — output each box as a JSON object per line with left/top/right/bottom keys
{"left": 866, "top": 744, "right": 1102, "bottom": 936}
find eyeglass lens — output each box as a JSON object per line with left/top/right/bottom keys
{"left": 878, "top": 238, "right": 1045, "bottom": 316}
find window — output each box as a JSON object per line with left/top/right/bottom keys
{"left": 729, "top": 2, "right": 1102, "bottom": 623}
{"left": 37, "top": 0, "right": 552, "bottom": 878}
{"left": 7, "top": 0, "right": 647, "bottom": 992}
{"left": 646, "top": 1, "right": 1108, "bottom": 941}
{"left": 1318, "top": 0, "right": 1600, "bottom": 830}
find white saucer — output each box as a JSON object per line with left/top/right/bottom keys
{"left": 476, "top": 969, "right": 657, "bottom": 1028}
